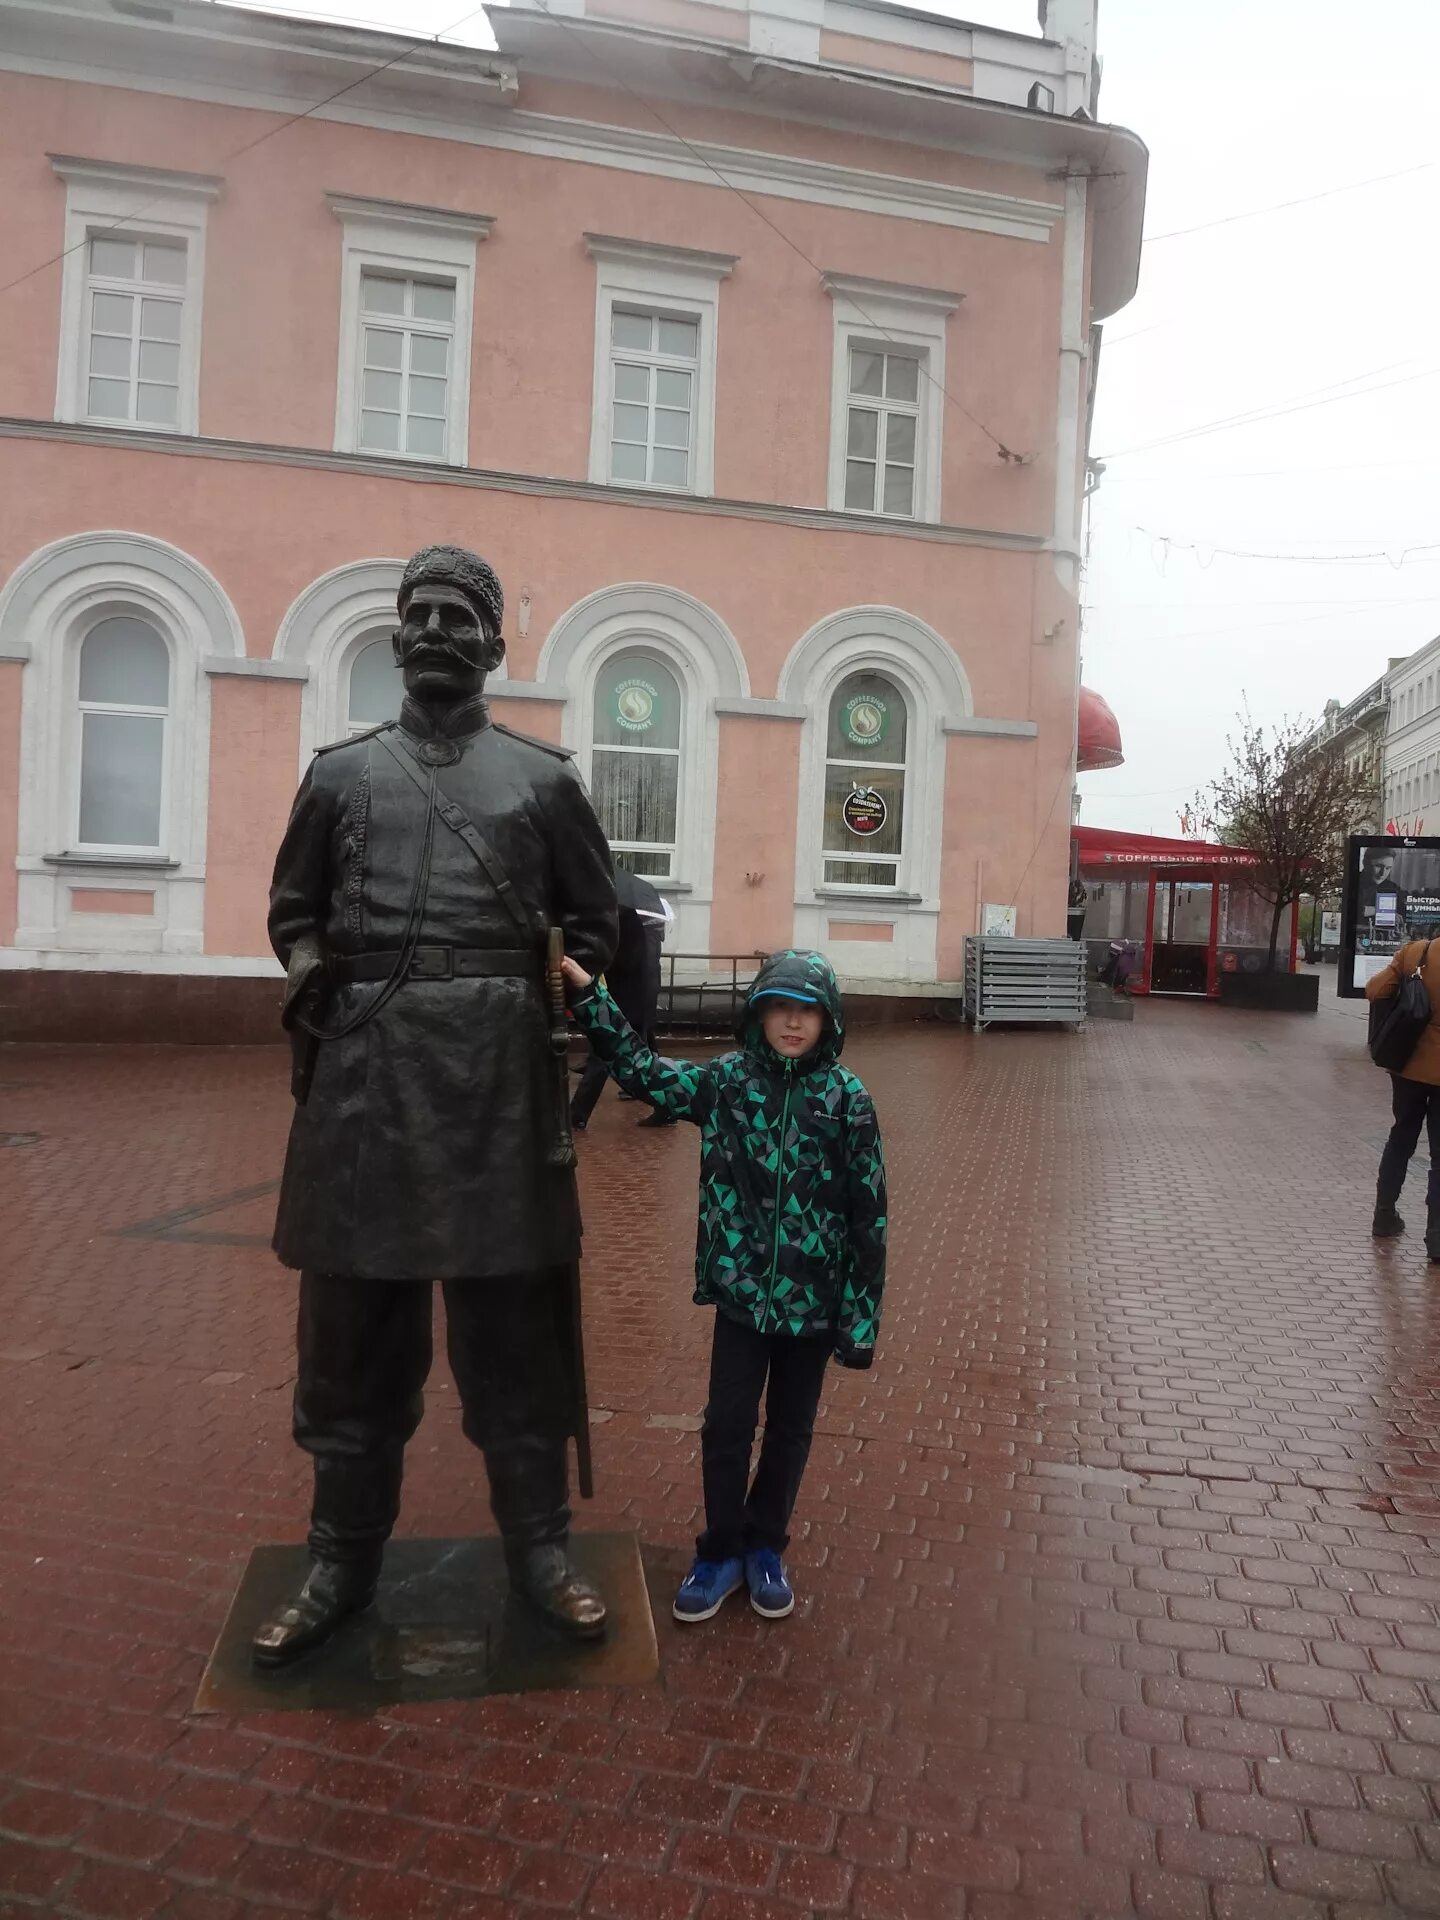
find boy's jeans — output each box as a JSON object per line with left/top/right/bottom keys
{"left": 696, "top": 1311, "right": 830, "bottom": 1560}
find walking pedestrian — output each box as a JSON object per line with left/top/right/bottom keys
{"left": 560, "top": 948, "right": 887, "bottom": 1623}
{"left": 1366, "top": 937, "right": 1440, "bottom": 1256}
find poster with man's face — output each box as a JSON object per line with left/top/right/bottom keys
{"left": 1339, "top": 836, "right": 1440, "bottom": 994}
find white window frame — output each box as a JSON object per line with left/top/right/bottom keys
{"left": 821, "top": 670, "right": 910, "bottom": 890}
{"left": 821, "top": 272, "right": 960, "bottom": 525}
{"left": 3, "top": 531, "right": 245, "bottom": 958}
{"left": 328, "top": 195, "right": 493, "bottom": 468}
{"left": 344, "top": 627, "right": 404, "bottom": 738}
{"left": 587, "top": 649, "right": 685, "bottom": 881}
{"left": 51, "top": 154, "right": 220, "bottom": 437}
{"left": 584, "top": 234, "right": 737, "bottom": 498}
{"left": 71, "top": 614, "right": 173, "bottom": 858}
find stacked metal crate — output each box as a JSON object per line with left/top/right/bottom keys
{"left": 963, "top": 937, "right": 1087, "bottom": 1032}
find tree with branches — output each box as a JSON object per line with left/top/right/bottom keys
{"left": 1191, "top": 713, "right": 1378, "bottom": 971}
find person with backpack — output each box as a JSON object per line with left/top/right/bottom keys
{"left": 1366, "top": 937, "right": 1440, "bottom": 1255}
{"left": 559, "top": 947, "right": 887, "bottom": 1622}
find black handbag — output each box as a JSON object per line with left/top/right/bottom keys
{"left": 1369, "top": 940, "right": 1434, "bottom": 1072}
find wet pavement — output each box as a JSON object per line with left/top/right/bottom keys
{"left": 2, "top": 985, "right": 1439, "bottom": 1919}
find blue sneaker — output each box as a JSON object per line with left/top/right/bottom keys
{"left": 745, "top": 1549, "right": 795, "bottom": 1619}
{"left": 672, "top": 1557, "right": 744, "bottom": 1622}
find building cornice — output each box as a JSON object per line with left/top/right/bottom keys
{"left": 326, "top": 193, "right": 497, "bottom": 243}
{"left": 48, "top": 152, "right": 224, "bottom": 200}
{"left": 0, "top": 2, "right": 1109, "bottom": 257}
{"left": 583, "top": 232, "right": 738, "bottom": 278}
{"left": 821, "top": 270, "right": 961, "bottom": 315}
{"left": 0, "top": 417, "right": 1049, "bottom": 556}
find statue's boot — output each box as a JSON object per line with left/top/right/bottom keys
{"left": 486, "top": 1436, "right": 607, "bottom": 1641}
{"left": 251, "top": 1447, "right": 399, "bottom": 1668}
{"left": 251, "top": 1556, "right": 379, "bottom": 1668}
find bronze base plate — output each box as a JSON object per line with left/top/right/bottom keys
{"left": 193, "top": 1533, "right": 658, "bottom": 1713}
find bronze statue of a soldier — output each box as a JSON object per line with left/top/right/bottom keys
{"left": 255, "top": 543, "right": 617, "bottom": 1666}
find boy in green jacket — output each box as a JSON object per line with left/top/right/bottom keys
{"left": 560, "top": 948, "right": 887, "bottom": 1622}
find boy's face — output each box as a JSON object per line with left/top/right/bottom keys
{"left": 761, "top": 998, "right": 825, "bottom": 1059}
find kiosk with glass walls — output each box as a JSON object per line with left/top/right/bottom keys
{"left": 1338, "top": 834, "right": 1440, "bottom": 997}
{"left": 1073, "top": 826, "right": 1292, "bottom": 999}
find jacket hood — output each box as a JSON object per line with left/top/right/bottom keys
{"left": 740, "top": 949, "right": 844, "bottom": 1067}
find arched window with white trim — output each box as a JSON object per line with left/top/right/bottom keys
{"left": 822, "top": 670, "right": 908, "bottom": 888}
{"left": 589, "top": 650, "right": 682, "bottom": 877}
{"left": 346, "top": 630, "right": 402, "bottom": 735}
{"left": 75, "top": 614, "right": 171, "bottom": 852}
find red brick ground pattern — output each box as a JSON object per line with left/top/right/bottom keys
{"left": 2, "top": 992, "right": 1439, "bottom": 1917}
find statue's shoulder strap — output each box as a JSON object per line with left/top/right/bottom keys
{"left": 491, "top": 720, "right": 574, "bottom": 762}
{"left": 313, "top": 720, "right": 395, "bottom": 757}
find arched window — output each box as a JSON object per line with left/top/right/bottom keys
{"left": 346, "top": 631, "right": 402, "bottom": 734}
{"left": 75, "top": 614, "right": 170, "bottom": 850}
{"left": 822, "top": 670, "right": 908, "bottom": 887}
{"left": 588, "top": 650, "right": 682, "bottom": 877}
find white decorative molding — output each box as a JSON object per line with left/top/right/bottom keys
{"left": 776, "top": 603, "right": 972, "bottom": 718}
{"left": 0, "top": 418, "right": 1048, "bottom": 554}
{"left": 779, "top": 604, "right": 971, "bottom": 979}
{"left": 0, "top": 529, "right": 244, "bottom": 958}
{"left": 536, "top": 582, "right": 749, "bottom": 701}
{"left": 0, "top": 641, "right": 34, "bottom": 663}
{"left": 584, "top": 234, "right": 732, "bottom": 497}
{"left": 205, "top": 656, "right": 310, "bottom": 681}
{"left": 326, "top": 192, "right": 495, "bottom": 244}
{"left": 583, "top": 232, "right": 737, "bottom": 279}
{"left": 538, "top": 583, "right": 749, "bottom": 948}
{"left": 944, "top": 714, "right": 1035, "bottom": 738}
{"left": 49, "top": 152, "right": 218, "bottom": 438}
{"left": 713, "top": 697, "right": 809, "bottom": 719}
{"left": 487, "top": 677, "right": 567, "bottom": 703}
{"left": 820, "top": 270, "right": 961, "bottom": 317}
{"left": 48, "top": 153, "right": 223, "bottom": 200}
{"left": 329, "top": 195, "right": 485, "bottom": 467}
{"left": 274, "top": 558, "right": 401, "bottom": 761}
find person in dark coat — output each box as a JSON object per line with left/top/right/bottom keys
{"left": 571, "top": 867, "right": 674, "bottom": 1130}
{"left": 255, "top": 544, "right": 617, "bottom": 1666}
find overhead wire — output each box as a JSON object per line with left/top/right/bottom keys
{"left": 523, "top": 0, "right": 1030, "bottom": 462}
{"left": 1144, "top": 160, "right": 1436, "bottom": 243}
{"left": 1098, "top": 361, "right": 1440, "bottom": 459}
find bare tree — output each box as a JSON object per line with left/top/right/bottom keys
{"left": 1192, "top": 713, "right": 1377, "bottom": 970}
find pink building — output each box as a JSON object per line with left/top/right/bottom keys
{"left": 0, "top": 0, "right": 1145, "bottom": 1037}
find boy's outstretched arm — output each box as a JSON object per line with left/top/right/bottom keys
{"left": 836, "top": 1087, "right": 887, "bottom": 1370}
{"left": 561, "top": 956, "right": 713, "bottom": 1125}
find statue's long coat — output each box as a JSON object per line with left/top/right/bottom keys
{"left": 268, "top": 703, "right": 617, "bottom": 1281}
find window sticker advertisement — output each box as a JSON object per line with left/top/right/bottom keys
{"left": 1338, "top": 835, "right": 1440, "bottom": 996}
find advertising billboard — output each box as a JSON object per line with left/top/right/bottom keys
{"left": 1338, "top": 834, "right": 1440, "bottom": 996}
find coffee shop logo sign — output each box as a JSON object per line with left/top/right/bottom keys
{"left": 842, "top": 694, "right": 888, "bottom": 750}
{"left": 612, "top": 677, "right": 660, "bottom": 734}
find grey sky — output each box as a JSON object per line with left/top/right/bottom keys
{"left": 227, "top": 0, "right": 1440, "bottom": 836}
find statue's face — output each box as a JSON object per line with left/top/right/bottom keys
{"left": 393, "top": 584, "right": 502, "bottom": 701}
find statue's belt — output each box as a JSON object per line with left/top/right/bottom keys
{"left": 332, "top": 946, "right": 534, "bottom": 984}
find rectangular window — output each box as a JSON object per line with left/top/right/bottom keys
{"left": 843, "top": 347, "right": 920, "bottom": 517}
{"left": 823, "top": 272, "right": 957, "bottom": 525}
{"left": 607, "top": 310, "right": 697, "bottom": 489}
{"left": 357, "top": 271, "right": 455, "bottom": 460}
{"left": 83, "top": 237, "right": 186, "bottom": 427}
{"left": 328, "top": 194, "right": 491, "bottom": 468}
{"left": 585, "top": 234, "right": 734, "bottom": 498}
{"left": 52, "top": 156, "right": 218, "bottom": 437}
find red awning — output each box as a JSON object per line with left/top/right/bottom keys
{"left": 1077, "top": 686, "right": 1124, "bottom": 772}
{"left": 1073, "top": 825, "right": 1261, "bottom": 870}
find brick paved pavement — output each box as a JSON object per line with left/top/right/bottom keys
{"left": 2, "top": 991, "right": 1439, "bottom": 1919}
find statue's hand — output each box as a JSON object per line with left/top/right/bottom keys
{"left": 560, "top": 955, "right": 593, "bottom": 992}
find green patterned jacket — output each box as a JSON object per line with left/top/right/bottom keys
{"left": 572, "top": 949, "right": 887, "bottom": 1367}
